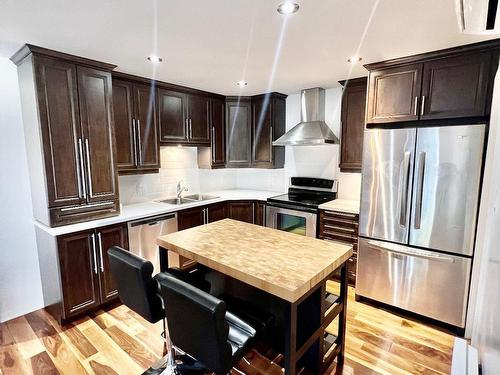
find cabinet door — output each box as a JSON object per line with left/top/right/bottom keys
{"left": 211, "top": 98, "right": 226, "bottom": 166}
{"left": 271, "top": 96, "right": 286, "bottom": 168}
{"left": 420, "top": 53, "right": 491, "bottom": 120}
{"left": 366, "top": 64, "right": 422, "bottom": 124}
{"left": 188, "top": 94, "right": 210, "bottom": 143}
{"left": 178, "top": 207, "right": 206, "bottom": 230}
{"left": 77, "top": 67, "right": 118, "bottom": 203}
{"left": 58, "top": 231, "right": 100, "bottom": 318}
{"left": 252, "top": 96, "right": 273, "bottom": 166}
{"left": 254, "top": 202, "right": 266, "bottom": 226}
{"left": 134, "top": 83, "right": 160, "bottom": 169}
{"left": 158, "top": 88, "right": 188, "bottom": 143}
{"left": 340, "top": 79, "right": 367, "bottom": 172}
{"left": 112, "top": 79, "right": 136, "bottom": 171}
{"left": 228, "top": 202, "right": 254, "bottom": 223}
{"left": 96, "top": 223, "right": 129, "bottom": 303}
{"left": 226, "top": 100, "right": 252, "bottom": 167}
{"left": 34, "top": 56, "right": 85, "bottom": 207}
{"left": 207, "top": 203, "right": 227, "bottom": 223}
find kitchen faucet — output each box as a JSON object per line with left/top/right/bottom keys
{"left": 176, "top": 180, "right": 188, "bottom": 198}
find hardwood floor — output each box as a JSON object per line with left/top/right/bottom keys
{"left": 0, "top": 282, "right": 455, "bottom": 375}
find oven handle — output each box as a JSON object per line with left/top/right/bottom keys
{"left": 265, "top": 201, "right": 318, "bottom": 214}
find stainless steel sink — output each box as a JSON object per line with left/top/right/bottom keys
{"left": 157, "top": 197, "right": 197, "bottom": 205}
{"left": 183, "top": 194, "right": 219, "bottom": 201}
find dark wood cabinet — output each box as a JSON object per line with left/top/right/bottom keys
{"left": 420, "top": 53, "right": 491, "bottom": 120}
{"left": 158, "top": 88, "right": 188, "bottom": 143}
{"left": 339, "top": 77, "right": 367, "bottom": 172}
{"left": 177, "top": 206, "right": 206, "bottom": 230}
{"left": 318, "top": 210, "right": 359, "bottom": 285}
{"left": 56, "top": 223, "right": 128, "bottom": 321}
{"left": 113, "top": 77, "right": 160, "bottom": 174}
{"left": 365, "top": 42, "right": 499, "bottom": 125}
{"left": 251, "top": 93, "right": 286, "bottom": 168}
{"left": 228, "top": 201, "right": 255, "bottom": 223}
{"left": 97, "top": 224, "right": 129, "bottom": 303}
{"left": 226, "top": 97, "right": 252, "bottom": 167}
{"left": 13, "top": 46, "right": 120, "bottom": 227}
{"left": 77, "top": 66, "right": 118, "bottom": 202}
{"left": 207, "top": 203, "right": 227, "bottom": 223}
{"left": 209, "top": 98, "right": 226, "bottom": 167}
{"left": 33, "top": 56, "right": 85, "bottom": 208}
{"left": 57, "top": 231, "right": 101, "bottom": 318}
{"left": 366, "top": 64, "right": 422, "bottom": 124}
{"left": 188, "top": 94, "right": 210, "bottom": 143}
{"left": 254, "top": 202, "right": 266, "bottom": 226}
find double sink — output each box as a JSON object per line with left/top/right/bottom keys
{"left": 157, "top": 194, "right": 219, "bottom": 205}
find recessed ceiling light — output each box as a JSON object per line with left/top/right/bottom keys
{"left": 236, "top": 80, "right": 248, "bottom": 87}
{"left": 147, "top": 55, "right": 163, "bottom": 63}
{"left": 277, "top": 2, "right": 299, "bottom": 15}
{"left": 347, "top": 56, "right": 362, "bottom": 64}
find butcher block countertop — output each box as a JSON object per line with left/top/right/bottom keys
{"left": 157, "top": 219, "right": 353, "bottom": 302}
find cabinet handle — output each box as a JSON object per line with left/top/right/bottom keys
{"left": 205, "top": 208, "right": 209, "bottom": 224}
{"left": 136, "top": 120, "right": 142, "bottom": 166}
{"left": 97, "top": 232, "right": 104, "bottom": 272}
{"left": 91, "top": 233, "right": 98, "bottom": 274}
{"left": 185, "top": 118, "right": 189, "bottom": 139}
{"left": 76, "top": 140, "right": 83, "bottom": 198}
{"left": 252, "top": 203, "right": 255, "bottom": 223}
{"left": 78, "top": 139, "right": 87, "bottom": 198}
{"left": 413, "top": 96, "right": 418, "bottom": 116}
{"left": 189, "top": 119, "right": 192, "bottom": 139}
{"left": 323, "top": 224, "right": 356, "bottom": 233}
{"left": 84, "top": 139, "right": 93, "bottom": 198}
{"left": 211, "top": 127, "right": 216, "bottom": 162}
{"left": 270, "top": 126, "right": 273, "bottom": 163}
{"left": 420, "top": 96, "right": 426, "bottom": 116}
{"left": 132, "top": 119, "right": 138, "bottom": 166}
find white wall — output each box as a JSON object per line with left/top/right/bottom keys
{"left": 0, "top": 58, "right": 44, "bottom": 322}
{"left": 468, "top": 69, "right": 500, "bottom": 373}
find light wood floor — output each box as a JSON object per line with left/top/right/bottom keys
{"left": 0, "top": 282, "right": 455, "bottom": 375}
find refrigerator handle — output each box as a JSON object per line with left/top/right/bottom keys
{"left": 367, "top": 240, "right": 455, "bottom": 263}
{"left": 399, "top": 151, "right": 411, "bottom": 227}
{"left": 414, "top": 152, "right": 426, "bottom": 229}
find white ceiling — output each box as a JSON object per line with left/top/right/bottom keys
{"left": 0, "top": 0, "right": 497, "bottom": 95}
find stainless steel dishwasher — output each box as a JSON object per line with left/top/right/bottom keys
{"left": 128, "top": 213, "right": 178, "bottom": 274}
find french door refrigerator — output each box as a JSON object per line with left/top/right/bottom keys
{"left": 357, "top": 124, "right": 486, "bottom": 328}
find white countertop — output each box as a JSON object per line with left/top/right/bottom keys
{"left": 318, "top": 199, "right": 360, "bottom": 214}
{"left": 35, "top": 189, "right": 282, "bottom": 237}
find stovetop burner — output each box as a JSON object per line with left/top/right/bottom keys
{"left": 267, "top": 177, "right": 337, "bottom": 210}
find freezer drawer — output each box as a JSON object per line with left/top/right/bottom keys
{"left": 356, "top": 238, "right": 471, "bottom": 327}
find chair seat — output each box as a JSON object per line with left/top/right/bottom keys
{"left": 221, "top": 294, "right": 275, "bottom": 337}
{"left": 226, "top": 311, "right": 256, "bottom": 361}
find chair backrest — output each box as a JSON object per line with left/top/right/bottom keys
{"left": 156, "top": 272, "right": 233, "bottom": 375}
{"left": 107, "top": 246, "right": 164, "bottom": 323}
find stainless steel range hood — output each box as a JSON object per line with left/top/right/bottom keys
{"left": 273, "top": 87, "right": 340, "bottom": 146}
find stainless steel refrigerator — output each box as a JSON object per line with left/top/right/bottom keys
{"left": 356, "top": 124, "right": 486, "bottom": 328}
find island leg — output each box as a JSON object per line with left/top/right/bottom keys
{"left": 283, "top": 302, "right": 297, "bottom": 375}
{"left": 159, "top": 246, "right": 169, "bottom": 272}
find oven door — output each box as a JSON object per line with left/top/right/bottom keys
{"left": 266, "top": 204, "right": 317, "bottom": 237}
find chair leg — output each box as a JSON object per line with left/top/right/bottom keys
{"left": 152, "top": 319, "right": 173, "bottom": 370}
{"left": 159, "top": 318, "right": 178, "bottom": 375}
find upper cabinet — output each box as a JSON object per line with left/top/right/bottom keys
{"left": 158, "top": 89, "right": 211, "bottom": 145}
{"left": 365, "top": 41, "right": 499, "bottom": 125}
{"left": 225, "top": 93, "right": 287, "bottom": 169}
{"left": 112, "top": 75, "right": 160, "bottom": 174}
{"left": 12, "top": 45, "right": 120, "bottom": 227}
{"left": 226, "top": 97, "right": 252, "bottom": 167}
{"left": 251, "top": 93, "right": 286, "bottom": 168}
{"left": 339, "top": 77, "right": 367, "bottom": 173}
{"left": 198, "top": 97, "right": 226, "bottom": 168}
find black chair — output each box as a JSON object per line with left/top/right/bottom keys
{"left": 156, "top": 272, "right": 257, "bottom": 375}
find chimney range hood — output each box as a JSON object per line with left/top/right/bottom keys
{"left": 273, "top": 87, "right": 340, "bottom": 146}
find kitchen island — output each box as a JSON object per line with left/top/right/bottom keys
{"left": 157, "top": 219, "right": 352, "bottom": 374}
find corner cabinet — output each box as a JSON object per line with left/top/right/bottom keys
{"left": 112, "top": 76, "right": 160, "bottom": 175}
{"left": 45, "top": 223, "right": 129, "bottom": 323}
{"left": 339, "top": 77, "right": 367, "bottom": 172}
{"left": 12, "top": 45, "right": 120, "bottom": 227}
{"left": 365, "top": 41, "right": 499, "bottom": 125}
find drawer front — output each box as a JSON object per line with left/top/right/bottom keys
{"left": 50, "top": 201, "right": 119, "bottom": 227}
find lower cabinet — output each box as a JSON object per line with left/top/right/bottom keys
{"left": 318, "top": 210, "right": 359, "bottom": 285}
{"left": 254, "top": 202, "right": 266, "bottom": 226}
{"left": 56, "top": 223, "right": 128, "bottom": 322}
{"left": 227, "top": 201, "right": 255, "bottom": 223}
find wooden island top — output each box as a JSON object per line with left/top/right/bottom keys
{"left": 157, "top": 218, "right": 352, "bottom": 302}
